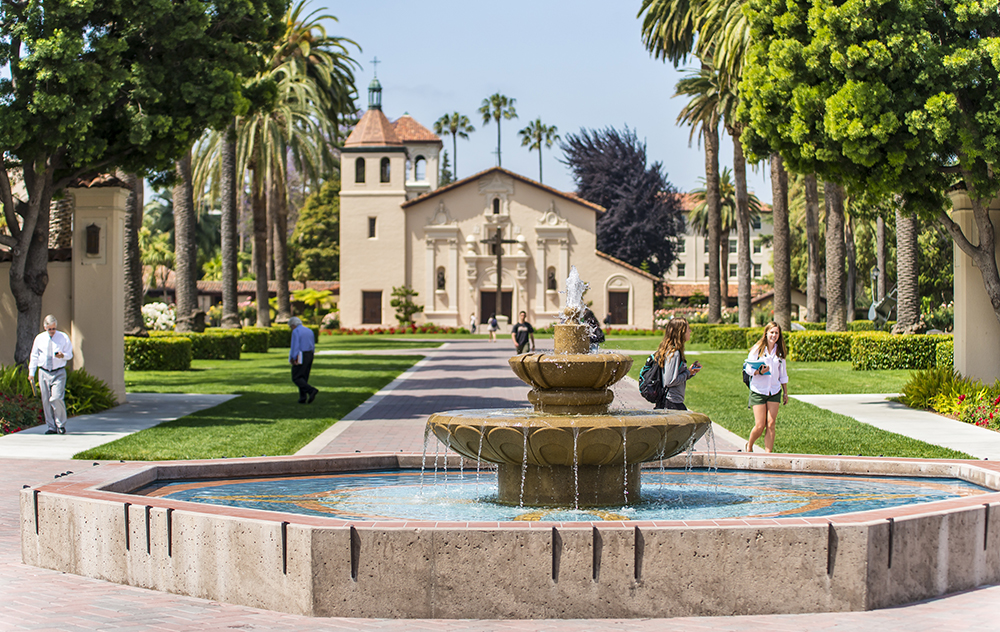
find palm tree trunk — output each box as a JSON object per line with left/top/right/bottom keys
{"left": 824, "top": 181, "right": 847, "bottom": 331}
{"left": 733, "top": 132, "right": 752, "bottom": 328}
{"left": 538, "top": 146, "right": 544, "bottom": 183}
{"left": 266, "top": 179, "right": 276, "bottom": 281}
{"left": 845, "top": 215, "right": 857, "bottom": 323}
{"left": 876, "top": 215, "right": 887, "bottom": 302}
{"left": 894, "top": 203, "right": 920, "bottom": 332}
{"left": 173, "top": 150, "right": 198, "bottom": 332}
{"left": 120, "top": 171, "right": 147, "bottom": 337}
{"left": 452, "top": 135, "right": 459, "bottom": 178}
{"left": 273, "top": 163, "right": 292, "bottom": 323}
{"left": 804, "top": 175, "right": 822, "bottom": 322}
{"left": 251, "top": 165, "right": 271, "bottom": 328}
{"left": 220, "top": 122, "right": 240, "bottom": 329}
{"left": 770, "top": 154, "right": 791, "bottom": 329}
{"left": 496, "top": 119, "right": 502, "bottom": 167}
{"left": 720, "top": 236, "right": 730, "bottom": 308}
{"left": 705, "top": 118, "right": 722, "bottom": 323}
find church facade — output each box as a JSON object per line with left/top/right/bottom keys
{"left": 338, "top": 81, "right": 656, "bottom": 330}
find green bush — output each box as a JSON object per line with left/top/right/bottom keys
{"left": 795, "top": 321, "right": 826, "bottom": 331}
{"left": 847, "top": 320, "right": 878, "bottom": 332}
{"left": 936, "top": 340, "right": 954, "bottom": 368}
{"left": 688, "top": 323, "right": 715, "bottom": 344}
{"left": 899, "top": 367, "right": 958, "bottom": 409}
{"left": 124, "top": 336, "right": 192, "bottom": 371}
{"left": 787, "top": 331, "right": 854, "bottom": 362}
{"left": 65, "top": 368, "right": 118, "bottom": 416}
{"left": 241, "top": 327, "right": 270, "bottom": 353}
{"left": 708, "top": 325, "right": 748, "bottom": 350}
{"left": 267, "top": 324, "right": 320, "bottom": 348}
{"left": 150, "top": 329, "right": 242, "bottom": 360}
{"left": 744, "top": 327, "right": 765, "bottom": 349}
{"left": 0, "top": 363, "right": 33, "bottom": 399}
{"left": 851, "top": 333, "right": 952, "bottom": 370}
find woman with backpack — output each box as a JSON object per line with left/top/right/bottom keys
{"left": 744, "top": 321, "right": 789, "bottom": 453}
{"left": 651, "top": 318, "right": 701, "bottom": 410}
{"left": 487, "top": 313, "right": 499, "bottom": 342}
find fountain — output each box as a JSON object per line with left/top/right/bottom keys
{"left": 428, "top": 267, "right": 710, "bottom": 507}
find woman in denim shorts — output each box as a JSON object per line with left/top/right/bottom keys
{"left": 743, "top": 322, "right": 789, "bottom": 452}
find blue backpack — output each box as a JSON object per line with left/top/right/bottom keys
{"left": 638, "top": 354, "right": 664, "bottom": 404}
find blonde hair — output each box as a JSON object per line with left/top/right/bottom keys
{"left": 751, "top": 321, "right": 787, "bottom": 358}
{"left": 655, "top": 318, "right": 688, "bottom": 366}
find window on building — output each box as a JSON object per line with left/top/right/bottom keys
{"left": 703, "top": 241, "right": 709, "bottom": 254}
{"left": 368, "top": 217, "right": 376, "bottom": 239}
{"left": 677, "top": 239, "right": 685, "bottom": 254}
{"left": 436, "top": 266, "right": 446, "bottom": 290}
{"left": 754, "top": 263, "right": 762, "bottom": 278}
{"left": 704, "top": 263, "right": 709, "bottom": 277}
{"left": 729, "top": 239, "right": 736, "bottom": 254}
{"left": 676, "top": 263, "right": 686, "bottom": 277}
{"left": 753, "top": 240, "right": 761, "bottom": 254}
{"left": 751, "top": 216, "right": 761, "bottom": 230}
{"left": 729, "top": 263, "right": 737, "bottom": 277}
{"left": 415, "top": 156, "right": 426, "bottom": 181}
{"left": 355, "top": 157, "right": 365, "bottom": 184}
{"left": 380, "top": 157, "right": 390, "bottom": 183}
{"left": 492, "top": 198, "right": 501, "bottom": 214}
{"left": 546, "top": 267, "right": 557, "bottom": 291}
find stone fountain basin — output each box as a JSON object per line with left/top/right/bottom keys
{"left": 427, "top": 408, "right": 709, "bottom": 467}
{"left": 508, "top": 352, "right": 634, "bottom": 391}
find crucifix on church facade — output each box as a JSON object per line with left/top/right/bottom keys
{"left": 480, "top": 226, "right": 518, "bottom": 319}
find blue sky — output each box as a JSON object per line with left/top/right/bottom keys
{"left": 315, "top": 0, "right": 773, "bottom": 203}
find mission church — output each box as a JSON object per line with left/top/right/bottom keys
{"left": 339, "top": 79, "right": 656, "bottom": 330}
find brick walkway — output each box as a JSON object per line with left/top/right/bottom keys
{"left": 3, "top": 340, "right": 999, "bottom": 630}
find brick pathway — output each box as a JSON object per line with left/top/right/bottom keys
{"left": 3, "top": 340, "right": 999, "bottom": 630}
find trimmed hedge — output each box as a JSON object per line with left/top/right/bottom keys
{"left": 744, "top": 327, "right": 765, "bottom": 349}
{"left": 936, "top": 340, "right": 954, "bottom": 368}
{"left": 708, "top": 325, "right": 748, "bottom": 350}
{"left": 266, "top": 324, "right": 320, "bottom": 348}
{"left": 124, "top": 336, "right": 192, "bottom": 371}
{"left": 787, "top": 331, "right": 854, "bottom": 362}
{"left": 795, "top": 321, "right": 826, "bottom": 331}
{"left": 688, "top": 323, "right": 715, "bottom": 344}
{"left": 241, "top": 327, "right": 270, "bottom": 353}
{"left": 150, "top": 329, "right": 241, "bottom": 360}
{"left": 847, "top": 319, "right": 878, "bottom": 332}
{"left": 851, "top": 333, "right": 952, "bottom": 370}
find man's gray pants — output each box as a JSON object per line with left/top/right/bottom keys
{"left": 38, "top": 368, "right": 67, "bottom": 431}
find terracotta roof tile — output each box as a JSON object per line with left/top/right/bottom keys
{"left": 392, "top": 115, "right": 440, "bottom": 143}
{"left": 595, "top": 250, "right": 659, "bottom": 281}
{"left": 664, "top": 192, "right": 772, "bottom": 213}
{"left": 344, "top": 109, "right": 401, "bottom": 147}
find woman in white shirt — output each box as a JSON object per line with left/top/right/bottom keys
{"left": 744, "top": 321, "right": 789, "bottom": 453}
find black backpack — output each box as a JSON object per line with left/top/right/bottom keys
{"left": 742, "top": 362, "right": 752, "bottom": 388}
{"left": 638, "top": 354, "right": 664, "bottom": 404}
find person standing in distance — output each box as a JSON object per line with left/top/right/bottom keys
{"left": 28, "top": 315, "right": 74, "bottom": 434}
{"left": 511, "top": 310, "right": 535, "bottom": 355}
{"left": 288, "top": 317, "right": 318, "bottom": 403}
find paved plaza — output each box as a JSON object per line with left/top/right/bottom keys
{"left": 2, "top": 340, "right": 999, "bottom": 630}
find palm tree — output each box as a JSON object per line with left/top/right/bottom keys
{"left": 825, "top": 182, "right": 847, "bottom": 331}
{"left": 118, "top": 171, "right": 147, "bottom": 336}
{"left": 173, "top": 150, "right": 199, "bottom": 331}
{"left": 518, "top": 119, "right": 560, "bottom": 183}
{"left": 478, "top": 93, "right": 517, "bottom": 167}
{"left": 895, "top": 202, "right": 920, "bottom": 332}
{"left": 770, "top": 155, "right": 791, "bottom": 329}
{"left": 433, "top": 113, "right": 474, "bottom": 179}
{"left": 803, "top": 175, "right": 823, "bottom": 322}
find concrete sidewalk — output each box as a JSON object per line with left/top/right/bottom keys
{"left": 0, "top": 392, "right": 236, "bottom": 460}
{"left": 793, "top": 393, "right": 1000, "bottom": 460}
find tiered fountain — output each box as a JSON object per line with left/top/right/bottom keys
{"left": 428, "top": 268, "right": 711, "bottom": 506}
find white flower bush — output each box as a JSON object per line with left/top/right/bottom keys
{"left": 142, "top": 302, "right": 176, "bottom": 331}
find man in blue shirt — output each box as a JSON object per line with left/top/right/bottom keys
{"left": 288, "top": 317, "right": 318, "bottom": 403}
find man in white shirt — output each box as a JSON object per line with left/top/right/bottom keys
{"left": 28, "top": 315, "right": 74, "bottom": 435}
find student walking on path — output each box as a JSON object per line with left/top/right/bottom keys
{"left": 511, "top": 311, "right": 535, "bottom": 354}
{"left": 28, "top": 315, "right": 73, "bottom": 434}
{"left": 289, "top": 317, "right": 318, "bottom": 404}
{"left": 653, "top": 318, "right": 701, "bottom": 410}
{"left": 744, "top": 321, "right": 789, "bottom": 452}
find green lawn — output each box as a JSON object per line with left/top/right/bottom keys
{"left": 316, "top": 335, "right": 444, "bottom": 351}
{"left": 627, "top": 349, "right": 970, "bottom": 459}
{"left": 75, "top": 351, "right": 420, "bottom": 461}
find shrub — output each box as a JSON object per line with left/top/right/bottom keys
{"left": 688, "top": 323, "right": 715, "bottom": 344}
{"left": 708, "top": 325, "right": 748, "bottom": 350}
{"left": 124, "top": 336, "right": 192, "bottom": 371}
{"left": 0, "top": 364, "right": 33, "bottom": 399}
{"left": 241, "top": 327, "right": 270, "bottom": 353}
{"left": 265, "top": 325, "right": 319, "bottom": 347}
{"left": 959, "top": 390, "right": 1000, "bottom": 430}
{"left": 151, "top": 329, "right": 242, "bottom": 360}
{"left": 795, "top": 321, "right": 826, "bottom": 331}
{"left": 141, "top": 302, "right": 176, "bottom": 331}
{"left": 744, "top": 327, "right": 765, "bottom": 349}
{"left": 0, "top": 391, "right": 42, "bottom": 434}
{"left": 936, "top": 340, "right": 954, "bottom": 368}
{"left": 65, "top": 369, "right": 118, "bottom": 416}
{"left": 851, "top": 333, "right": 952, "bottom": 370}
{"left": 786, "top": 331, "right": 854, "bottom": 362}
{"left": 899, "top": 367, "right": 958, "bottom": 410}
{"left": 847, "top": 320, "right": 878, "bottom": 332}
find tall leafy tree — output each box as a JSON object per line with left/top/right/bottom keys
{"left": 740, "top": 0, "right": 1000, "bottom": 328}
{"left": 561, "top": 126, "right": 685, "bottom": 277}
{"left": 433, "top": 113, "right": 474, "bottom": 179}
{"left": 518, "top": 119, "right": 560, "bottom": 184}
{"left": 0, "top": 0, "right": 285, "bottom": 363}
{"left": 291, "top": 177, "right": 340, "bottom": 282}
{"left": 478, "top": 94, "right": 517, "bottom": 167}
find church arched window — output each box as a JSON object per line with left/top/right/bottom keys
{"left": 355, "top": 157, "right": 365, "bottom": 184}
{"left": 415, "top": 156, "right": 426, "bottom": 181}
{"left": 436, "top": 266, "right": 446, "bottom": 290}
{"left": 547, "top": 267, "right": 557, "bottom": 291}
{"left": 380, "top": 157, "right": 391, "bottom": 183}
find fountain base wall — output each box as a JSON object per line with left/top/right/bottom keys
{"left": 496, "top": 463, "right": 640, "bottom": 507}
{"left": 20, "top": 453, "right": 1000, "bottom": 619}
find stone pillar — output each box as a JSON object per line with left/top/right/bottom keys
{"left": 70, "top": 186, "right": 129, "bottom": 401}
{"left": 948, "top": 191, "right": 1000, "bottom": 383}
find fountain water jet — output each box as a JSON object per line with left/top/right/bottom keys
{"left": 428, "top": 269, "right": 711, "bottom": 507}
